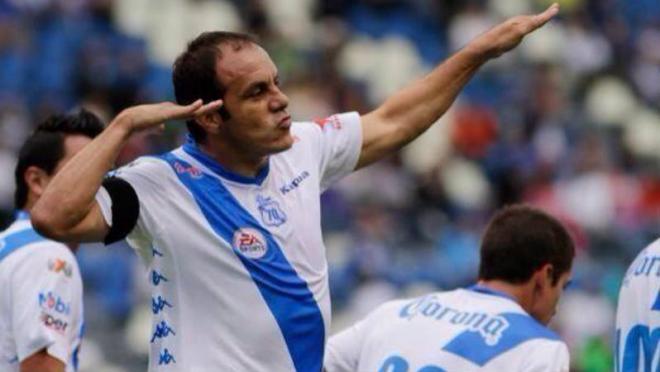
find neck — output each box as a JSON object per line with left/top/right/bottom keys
{"left": 197, "top": 137, "right": 268, "bottom": 178}
{"left": 476, "top": 279, "right": 534, "bottom": 313}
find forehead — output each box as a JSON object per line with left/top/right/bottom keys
{"left": 62, "top": 134, "right": 92, "bottom": 157}
{"left": 215, "top": 44, "right": 276, "bottom": 89}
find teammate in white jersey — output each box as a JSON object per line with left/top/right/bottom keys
{"left": 325, "top": 205, "right": 575, "bottom": 372}
{"left": 31, "top": 4, "right": 560, "bottom": 371}
{"left": 0, "top": 111, "right": 104, "bottom": 372}
{"left": 615, "top": 239, "right": 660, "bottom": 371}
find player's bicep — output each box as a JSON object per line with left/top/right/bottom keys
{"left": 357, "top": 109, "right": 406, "bottom": 169}
{"left": 56, "top": 201, "right": 110, "bottom": 243}
{"left": 20, "top": 349, "right": 65, "bottom": 372}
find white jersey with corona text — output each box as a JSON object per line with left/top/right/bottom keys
{"left": 95, "top": 113, "right": 362, "bottom": 371}
{"left": 0, "top": 212, "right": 84, "bottom": 372}
{"left": 615, "top": 238, "right": 660, "bottom": 372}
{"left": 325, "top": 286, "right": 570, "bottom": 372}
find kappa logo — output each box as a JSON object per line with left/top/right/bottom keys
{"left": 48, "top": 258, "right": 73, "bottom": 277}
{"left": 173, "top": 161, "right": 202, "bottom": 179}
{"left": 280, "top": 171, "right": 310, "bottom": 195}
{"left": 233, "top": 228, "right": 268, "bottom": 259}
{"left": 314, "top": 115, "right": 342, "bottom": 130}
{"left": 257, "top": 195, "right": 287, "bottom": 227}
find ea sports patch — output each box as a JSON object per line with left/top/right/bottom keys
{"left": 232, "top": 228, "right": 268, "bottom": 259}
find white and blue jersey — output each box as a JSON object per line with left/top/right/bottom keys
{"left": 0, "top": 212, "right": 84, "bottom": 372}
{"left": 95, "top": 113, "right": 362, "bottom": 371}
{"left": 615, "top": 239, "right": 660, "bottom": 372}
{"left": 325, "top": 286, "right": 570, "bottom": 372}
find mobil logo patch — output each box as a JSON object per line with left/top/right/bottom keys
{"left": 38, "top": 291, "right": 71, "bottom": 315}
{"left": 232, "top": 228, "right": 268, "bottom": 259}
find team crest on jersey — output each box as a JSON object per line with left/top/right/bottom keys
{"left": 173, "top": 161, "right": 202, "bottom": 179}
{"left": 257, "top": 195, "right": 287, "bottom": 227}
{"left": 233, "top": 228, "right": 268, "bottom": 259}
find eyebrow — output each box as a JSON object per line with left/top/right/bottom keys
{"left": 240, "top": 73, "right": 280, "bottom": 97}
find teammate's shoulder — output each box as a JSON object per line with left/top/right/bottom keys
{"left": 641, "top": 237, "right": 660, "bottom": 256}
{"left": 1, "top": 237, "right": 72, "bottom": 269}
{"left": 113, "top": 155, "right": 169, "bottom": 173}
{"left": 107, "top": 155, "right": 173, "bottom": 184}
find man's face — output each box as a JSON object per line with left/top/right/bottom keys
{"left": 530, "top": 269, "right": 572, "bottom": 325}
{"left": 53, "top": 135, "right": 93, "bottom": 174}
{"left": 215, "top": 44, "right": 293, "bottom": 157}
{"left": 30, "top": 134, "right": 92, "bottom": 204}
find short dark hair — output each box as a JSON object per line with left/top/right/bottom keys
{"left": 14, "top": 109, "right": 105, "bottom": 209}
{"left": 172, "top": 31, "right": 257, "bottom": 143}
{"left": 478, "top": 204, "right": 575, "bottom": 285}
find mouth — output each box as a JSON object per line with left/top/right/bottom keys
{"left": 278, "top": 115, "right": 292, "bottom": 129}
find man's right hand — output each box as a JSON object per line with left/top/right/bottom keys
{"left": 113, "top": 99, "right": 224, "bottom": 134}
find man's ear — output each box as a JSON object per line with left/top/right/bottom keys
{"left": 533, "top": 263, "right": 554, "bottom": 290}
{"left": 24, "top": 166, "right": 51, "bottom": 199}
{"left": 195, "top": 110, "right": 223, "bottom": 136}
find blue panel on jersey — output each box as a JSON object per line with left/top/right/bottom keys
{"left": 161, "top": 153, "right": 324, "bottom": 372}
{"left": 620, "top": 325, "right": 660, "bottom": 372}
{"left": 442, "top": 312, "right": 559, "bottom": 366}
{"left": 0, "top": 228, "right": 47, "bottom": 263}
{"left": 652, "top": 290, "right": 660, "bottom": 311}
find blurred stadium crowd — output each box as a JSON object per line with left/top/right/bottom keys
{"left": 1, "top": 0, "right": 659, "bottom": 370}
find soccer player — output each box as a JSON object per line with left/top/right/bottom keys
{"left": 0, "top": 111, "right": 104, "bottom": 372}
{"left": 30, "top": 4, "right": 560, "bottom": 371}
{"left": 615, "top": 240, "right": 660, "bottom": 371}
{"left": 325, "top": 205, "right": 575, "bottom": 372}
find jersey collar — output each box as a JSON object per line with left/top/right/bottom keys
{"left": 182, "top": 135, "right": 270, "bottom": 186}
{"left": 467, "top": 284, "right": 518, "bottom": 303}
{"left": 14, "top": 210, "right": 30, "bottom": 221}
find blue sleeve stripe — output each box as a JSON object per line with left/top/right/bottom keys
{"left": 442, "top": 312, "right": 560, "bottom": 366}
{"left": 0, "top": 228, "right": 47, "bottom": 263}
{"left": 161, "top": 153, "right": 325, "bottom": 372}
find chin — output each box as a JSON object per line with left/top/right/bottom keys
{"left": 269, "top": 135, "right": 294, "bottom": 154}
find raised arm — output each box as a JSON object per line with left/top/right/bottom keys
{"left": 31, "top": 99, "right": 223, "bottom": 243}
{"left": 357, "top": 3, "right": 559, "bottom": 168}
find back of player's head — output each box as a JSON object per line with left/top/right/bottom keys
{"left": 172, "top": 31, "right": 258, "bottom": 144}
{"left": 478, "top": 204, "right": 575, "bottom": 285}
{"left": 14, "top": 109, "right": 105, "bottom": 209}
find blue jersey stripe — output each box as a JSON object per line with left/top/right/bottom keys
{"left": 161, "top": 153, "right": 325, "bottom": 372}
{"left": 0, "top": 228, "right": 47, "bottom": 263}
{"left": 443, "top": 312, "right": 559, "bottom": 366}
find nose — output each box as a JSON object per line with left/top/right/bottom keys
{"left": 270, "top": 87, "right": 289, "bottom": 112}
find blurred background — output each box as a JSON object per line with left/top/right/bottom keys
{"left": 1, "top": 0, "right": 659, "bottom": 370}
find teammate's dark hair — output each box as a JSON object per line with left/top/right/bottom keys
{"left": 14, "top": 109, "right": 105, "bottom": 209}
{"left": 172, "top": 31, "right": 257, "bottom": 143}
{"left": 478, "top": 204, "right": 575, "bottom": 285}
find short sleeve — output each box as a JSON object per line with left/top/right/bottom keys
{"left": 520, "top": 340, "right": 570, "bottom": 372}
{"left": 10, "top": 244, "right": 83, "bottom": 366}
{"left": 324, "top": 317, "right": 369, "bottom": 372}
{"left": 95, "top": 157, "right": 167, "bottom": 260}
{"left": 311, "top": 112, "right": 363, "bottom": 191}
